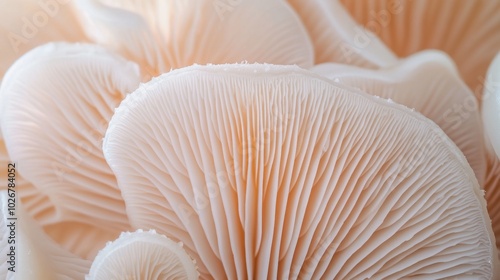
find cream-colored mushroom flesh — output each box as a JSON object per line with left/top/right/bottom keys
{"left": 104, "top": 63, "right": 498, "bottom": 279}
{"left": 0, "top": 190, "right": 90, "bottom": 279}
{"left": 312, "top": 50, "right": 486, "bottom": 187}
{"left": 0, "top": 43, "right": 140, "bottom": 257}
{"left": 87, "top": 229, "right": 198, "bottom": 279}
{"left": 483, "top": 52, "right": 500, "bottom": 160}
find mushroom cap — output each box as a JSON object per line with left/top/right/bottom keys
{"left": 340, "top": 0, "right": 500, "bottom": 97}
{"left": 104, "top": 63, "right": 499, "bottom": 279}
{"left": 482, "top": 52, "right": 500, "bottom": 256}
{"left": 0, "top": 0, "right": 87, "bottom": 79}
{"left": 76, "top": 0, "right": 314, "bottom": 78}
{"left": 286, "top": 0, "right": 397, "bottom": 67}
{"left": 87, "top": 229, "right": 198, "bottom": 280}
{"left": 0, "top": 190, "right": 90, "bottom": 279}
{"left": 482, "top": 52, "right": 500, "bottom": 160}
{"left": 0, "top": 42, "right": 139, "bottom": 258}
{"left": 312, "top": 50, "right": 486, "bottom": 187}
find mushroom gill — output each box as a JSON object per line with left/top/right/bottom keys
{"left": 312, "top": 50, "right": 486, "bottom": 188}
{"left": 0, "top": 42, "right": 141, "bottom": 259}
{"left": 87, "top": 229, "right": 198, "bottom": 279}
{"left": 104, "top": 63, "right": 498, "bottom": 279}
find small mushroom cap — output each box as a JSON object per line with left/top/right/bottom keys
{"left": 104, "top": 63, "right": 499, "bottom": 279}
{"left": 341, "top": 0, "right": 500, "bottom": 96}
{"left": 0, "top": 42, "right": 139, "bottom": 258}
{"left": 312, "top": 50, "right": 486, "bottom": 187}
{"left": 87, "top": 229, "right": 198, "bottom": 280}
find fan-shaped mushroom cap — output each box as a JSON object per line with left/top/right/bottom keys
{"left": 483, "top": 52, "right": 500, "bottom": 160}
{"left": 87, "top": 229, "right": 198, "bottom": 279}
{"left": 0, "top": 190, "right": 90, "bottom": 279}
{"left": 340, "top": 0, "right": 500, "bottom": 98}
{"left": 0, "top": 0, "right": 87, "bottom": 79}
{"left": 104, "top": 63, "right": 499, "bottom": 279}
{"left": 0, "top": 42, "right": 139, "bottom": 258}
{"left": 76, "top": 0, "right": 314, "bottom": 79}
{"left": 312, "top": 50, "right": 486, "bottom": 187}
{"left": 286, "top": 0, "right": 397, "bottom": 68}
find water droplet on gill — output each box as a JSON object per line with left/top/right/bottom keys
{"left": 333, "top": 78, "right": 340, "bottom": 83}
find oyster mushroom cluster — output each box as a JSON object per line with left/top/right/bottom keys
{"left": 0, "top": 0, "right": 499, "bottom": 279}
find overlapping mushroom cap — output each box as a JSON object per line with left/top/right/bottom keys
{"left": 0, "top": 0, "right": 87, "bottom": 79}
{"left": 103, "top": 63, "right": 499, "bottom": 279}
{"left": 76, "top": 0, "right": 314, "bottom": 78}
{"left": 0, "top": 0, "right": 499, "bottom": 278}
{"left": 340, "top": 0, "right": 500, "bottom": 99}
{"left": 0, "top": 42, "right": 141, "bottom": 259}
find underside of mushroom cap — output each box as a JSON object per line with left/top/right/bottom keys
{"left": 0, "top": 0, "right": 88, "bottom": 79}
{"left": 87, "top": 229, "right": 198, "bottom": 280}
{"left": 0, "top": 190, "right": 90, "bottom": 279}
{"left": 312, "top": 50, "right": 486, "bottom": 187}
{"left": 341, "top": 0, "right": 500, "bottom": 97}
{"left": 104, "top": 63, "right": 499, "bottom": 279}
{"left": 0, "top": 42, "right": 139, "bottom": 258}
{"left": 287, "top": 0, "right": 397, "bottom": 68}
{"left": 77, "top": 0, "right": 314, "bottom": 78}
{"left": 482, "top": 52, "right": 500, "bottom": 160}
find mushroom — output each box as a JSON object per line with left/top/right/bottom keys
{"left": 340, "top": 0, "right": 500, "bottom": 97}
{"left": 76, "top": 0, "right": 314, "bottom": 79}
{"left": 483, "top": 52, "right": 500, "bottom": 160}
{"left": 0, "top": 130, "right": 56, "bottom": 248}
{"left": 0, "top": 190, "right": 90, "bottom": 279}
{"left": 482, "top": 52, "right": 500, "bottom": 256}
{"left": 0, "top": 0, "right": 87, "bottom": 79}
{"left": 312, "top": 50, "right": 486, "bottom": 187}
{"left": 87, "top": 229, "right": 198, "bottom": 279}
{"left": 0, "top": 42, "right": 141, "bottom": 259}
{"left": 104, "top": 63, "right": 499, "bottom": 279}
{"left": 286, "top": 0, "right": 397, "bottom": 67}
